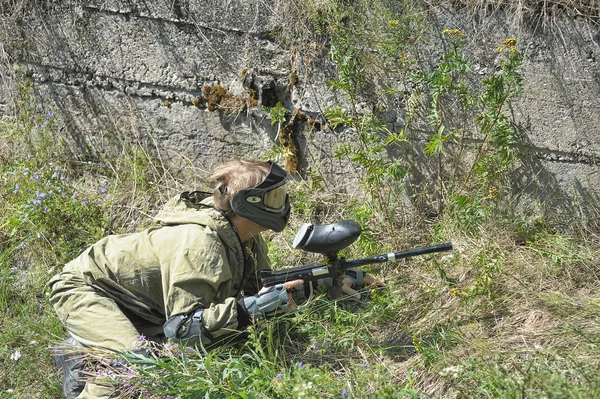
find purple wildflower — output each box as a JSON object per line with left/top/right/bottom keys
{"left": 276, "top": 372, "right": 283, "bottom": 379}
{"left": 32, "top": 199, "right": 42, "bottom": 206}
{"left": 297, "top": 362, "right": 304, "bottom": 369}
{"left": 71, "top": 193, "right": 77, "bottom": 199}
{"left": 99, "top": 186, "right": 107, "bottom": 194}
{"left": 361, "top": 360, "right": 368, "bottom": 370}
{"left": 11, "top": 267, "right": 17, "bottom": 273}
{"left": 139, "top": 334, "right": 147, "bottom": 341}
{"left": 36, "top": 191, "right": 47, "bottom": 199}
{"left": 342, "top": 390, "right": 348, "bottom": 399}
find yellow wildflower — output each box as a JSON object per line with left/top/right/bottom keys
{"left": 443, "top": 29, "right": 464, "bottom": 37}
{"left": 412, "top": 336, "right": 423, "bottom": 352}
{"left": 502, "top": 37, "right": 517, "bottom": 47}
{"left": 390, "top": 20, "right": 399, "bottom": 26}
{"left": 499, "top": 37, "right": 517, "bottom": 53}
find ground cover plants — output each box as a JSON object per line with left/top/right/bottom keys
{"left": 2, "top": 1, "right": 600, "bottom": 398}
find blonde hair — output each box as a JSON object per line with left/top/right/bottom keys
{"left": 210, "top": 159, "right": 272, "bottom": 215}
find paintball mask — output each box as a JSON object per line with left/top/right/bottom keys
{"left": 230, "top": 161, "right": 291, "bottom": 232}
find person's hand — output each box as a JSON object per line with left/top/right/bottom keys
{"left": 240, "top": 279, "right": 304, "bottom": 320}
{"left": 282, "top": 279, "right": 304, "bottom": 311}
{"left": 288, "top": 271, "right": 385, "bottom": 303}
{"left": 341, "top": 273, "right": 385, "bottom": 300}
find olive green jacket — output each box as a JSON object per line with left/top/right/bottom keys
{"left": 61, "top": 194, "right": 270, "bottom": 341}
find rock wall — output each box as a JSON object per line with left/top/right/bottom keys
{"left": 1, "top": 0, "right": 290, "bottom": 164}
{"left": 1, "top": 1, "right": 599, "bottom": 220}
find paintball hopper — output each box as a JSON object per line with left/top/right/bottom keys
{"left": 293, "top": 220, "right": 361, "bottom": 257}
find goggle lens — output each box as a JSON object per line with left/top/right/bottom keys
{"left": 262, "top": 184, "right": 288, "bottom": 212}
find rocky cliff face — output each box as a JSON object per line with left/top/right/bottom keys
{"left": 1, "top": 1, "right": 598, "bottom": 219}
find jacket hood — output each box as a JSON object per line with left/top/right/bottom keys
{"left": 154, "top": 194, "right": 239, "bottom": 249}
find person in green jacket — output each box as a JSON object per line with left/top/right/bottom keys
{"left": 49, "top": 159, "right": 303, "bottom": 399}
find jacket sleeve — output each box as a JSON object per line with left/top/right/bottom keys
{"left": 159, "top": 227, "right": 249, "bottom": 346}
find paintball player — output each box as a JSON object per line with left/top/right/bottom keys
{"left": 49, "top": 159, "right": 304, "bottom": 399}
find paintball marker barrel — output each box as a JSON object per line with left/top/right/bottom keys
{"left": 260, "top": 242, "right": 453, "bottom": 287}
{"left": 342, "top": 242, "right": 453, "bottom": 268}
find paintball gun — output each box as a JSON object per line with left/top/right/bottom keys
{"left": 260, "top": 220, "right": 453, "bottom": 299}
